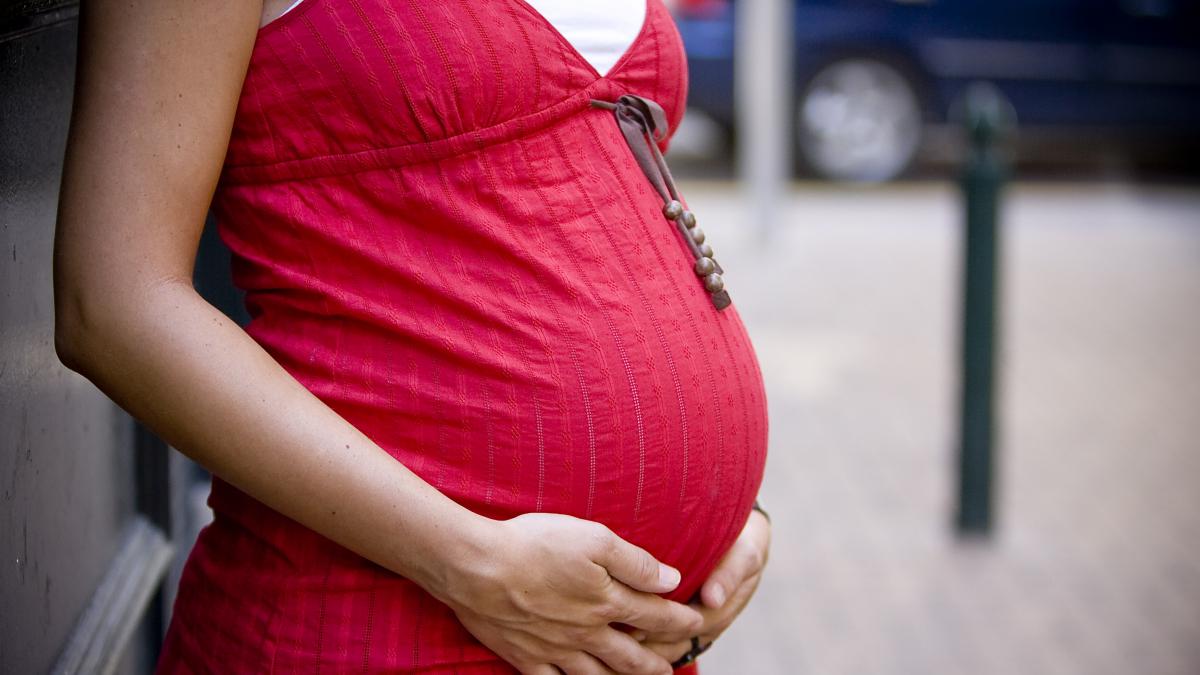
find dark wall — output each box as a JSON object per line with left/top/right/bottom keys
{"left": 1, "top": 4, "right": 184, "bottom": 673}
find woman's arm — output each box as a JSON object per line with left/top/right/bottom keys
{"left": 53, "top": 3, "right": 698, "bottom": 674}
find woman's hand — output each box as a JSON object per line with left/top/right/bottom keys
{"left": 633, "top": 509, "right": 771, "bottom": 664}
{"left": 435, "top": 513, "right": 704, "bottom": 675}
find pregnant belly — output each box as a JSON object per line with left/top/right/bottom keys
{"left": 230, "top": 294, "right": 769, "bottom": 606}
{"left": 213, "top": 110, "right": 770, "bottom": 604}
{"left": 227, "top": 192, "right": 769, "bottom": 603}
{"left": 306, "top": 297, "right": 768, "bottom": 603}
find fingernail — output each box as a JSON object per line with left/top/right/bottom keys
{"left": 659, "top": 564, "right": 681, "bottom": 589}
{"left": 711, "top": 584, "right": 726, "bottom": 607}
{"left": 631, "top": 629, "right": 648, "bottom": 642}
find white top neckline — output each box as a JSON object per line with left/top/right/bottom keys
{"left": 266, "top": 0, "right": 647, "bottom": 78}
{"left": 522, "top": 0, "right": 647, "bottom": 77}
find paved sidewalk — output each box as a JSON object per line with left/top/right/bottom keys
{"left": 683, "top": 180, "right": 1200, "bottom": 675}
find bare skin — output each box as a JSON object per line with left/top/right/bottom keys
{"left": 54, "top": 2, "right": 767, "bottom": 673}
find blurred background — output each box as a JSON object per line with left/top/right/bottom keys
{"left": 668, "top": 0, "right": 1200, "bottom": 182}
{"left": 659, "top": 0, "right": 1200, "bottom": 674}
{"left": 2, "top": 0, "right": 1198, "bottom": 673}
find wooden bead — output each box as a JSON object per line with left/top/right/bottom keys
{"left": 704, "top": 273, "right": 725, "bottom": 293}
{"left": 662, "top": 200, "right": 684, "bottom": 220}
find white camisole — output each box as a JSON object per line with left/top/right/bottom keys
{"left": 266, "top": 0, "right": 647, "bottom": 78}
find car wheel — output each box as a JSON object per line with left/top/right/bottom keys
{"left": 795, "top": 57, "right": 923, "bottom": 182}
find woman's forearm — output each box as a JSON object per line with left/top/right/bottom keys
{"left": 48, "top": 0, "right": 478, "bottom": 591}
{"left": 55, "top": 276, "right": 709, "bottom": 674}
{"left": 54, "top": 275, "right": 490, "bottom": 599}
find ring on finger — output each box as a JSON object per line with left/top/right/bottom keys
{"left": 669, "top": 636, "right": 714, "bottom": 668}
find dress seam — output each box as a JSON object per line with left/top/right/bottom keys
{"left": 219, "top": 78, "right": 623, "bottom": 185}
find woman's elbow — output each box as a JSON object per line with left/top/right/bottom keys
{"left": 53, "top": 271, "right": 193, "bottom": 373}
{"left": 53, "top": 293, "right": 94, "bottom": 374}
{"left": 52, "top": 271, "right": 110, "bottom": 375}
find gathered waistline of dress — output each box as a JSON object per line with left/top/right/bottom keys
{"left": 219, "top": 77, "right": 633, "bottom": 186}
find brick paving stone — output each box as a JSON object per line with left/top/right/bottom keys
{"left": 679, "top": 181, "right": 1200, "bottom": 675}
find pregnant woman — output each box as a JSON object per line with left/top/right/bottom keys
{"left": 53, "top": 0, "right": 770, "bottom": 672}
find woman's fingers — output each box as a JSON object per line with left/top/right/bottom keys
{"left": 635, "top": 567, "right": 765, "bottom": 647}
{"left": 699, "top": 540, "right": 763, "bottom": 609}
{"left": 700, "top": 509, "right": 771, "bottom": 609}
{"left": 588, "top": 524, "right": 682, "bottom": 594}
{"left": 555, "top": 650, "right": 620, "bottom": 675}
{"left": 697, "top": 569, "right": 764, "bottom": 641}
{"left": 605, "top": 581, "right": 704, "bottom": 637}
{"left": 449, "top": 513, "right": 710, "bottom": 672}
{"left": 640, "top": 638, "right": 693, "bottom": 665}
{"left": 582, "top": 626, "right": 674, "bottom": 675}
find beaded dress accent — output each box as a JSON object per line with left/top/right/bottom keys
{"left": 590, "top": 94, "right": 731, "bottom": 309}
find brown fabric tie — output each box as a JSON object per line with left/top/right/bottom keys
{"left": 590, "top": 94, "right": 732, "bottom": 311}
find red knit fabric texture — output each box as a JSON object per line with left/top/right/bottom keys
{"left": 157, "top": 1, "right": 768, "bottom": 672}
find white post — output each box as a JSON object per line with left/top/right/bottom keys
{"left": 735, "top": 0, "right": 793, "bottom": 243}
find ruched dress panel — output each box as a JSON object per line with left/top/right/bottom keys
{"left": 157, "top": 1, "right": 768, "bottom": 672}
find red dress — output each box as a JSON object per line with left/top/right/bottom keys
{"left": 157, "top": 0, "right": 768, "bottom": 672}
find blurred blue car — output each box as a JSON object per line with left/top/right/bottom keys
{"left": 673, "top": 0, "right": 1200, "bottom": 181}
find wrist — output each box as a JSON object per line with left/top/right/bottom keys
{"left": 405, "top": 505, "right": 501, "bottom": 608}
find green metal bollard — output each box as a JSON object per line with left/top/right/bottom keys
{"left": 953, "top": 82, "right": 1015, "bottom": 537}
